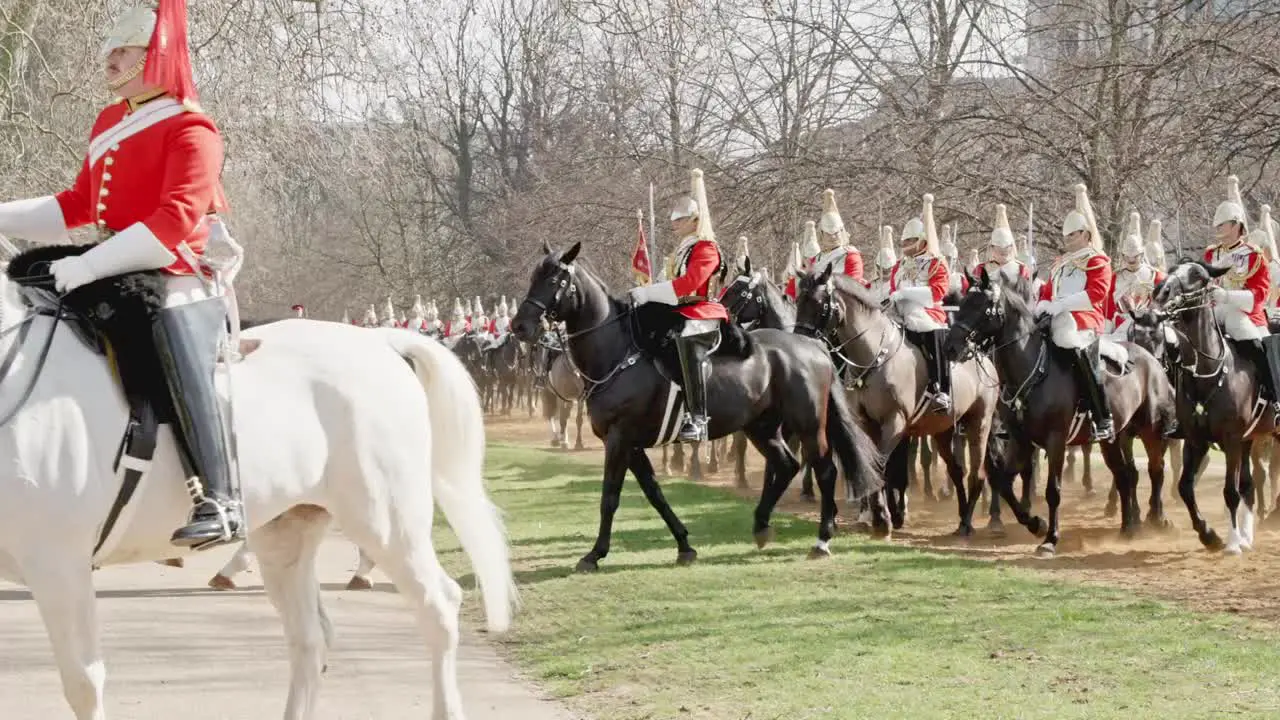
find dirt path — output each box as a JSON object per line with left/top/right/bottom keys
{"left": 0, "top": 536, "right": 581, "bottom": 719}
{"left": 489, "top": 413, "right": 1280, "bottom": 623}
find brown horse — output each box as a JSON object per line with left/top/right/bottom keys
{"left": 946, "top": 271, "right": 1176, "bottom": 557}
{"left": 1152, "top": 261, "right": 1272, "bottom": 552}
{"left": 795, "top": 266, "right": 999, "bottom": 536}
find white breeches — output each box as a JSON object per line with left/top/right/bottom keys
{"left": 682, "top": 318, "right": 719, "bottom": 335}
{"left": 163, "top": 274, "right": 218, "bottom": 308}
{"left": 899, "top": 306, "right": 945, "bottom": 333}
{"left": 1051, "top": 312, "right": 1096, "bottom": 349}
{"left": 1214, "top": 304, "right": 1269, "bottom": 340}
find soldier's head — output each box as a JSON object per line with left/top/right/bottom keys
{"left": 670, "top": 195, "right": 699, "bottom": 238}
{"left": 1214, "top": 175, "right": 1248, "bottom": 246}
{"left": 291, "top": 304, "right": 305, "bottom": 318}
{"left": 102, "top": 7, "right": 156, "bottom": 96}
{"left": 819, "top": 190, "right": 849, "bottom": 249}
{"left": 899, "top": 194, "right": 938, "bottom": 258}
{"left": 1062, "top": 184, "right": 1101, "bottom": 253}
{"left": 1119, "top": 212, "right": 1145, "bottom": 271}
{"left": 988, "top": 204, "right": 1015, "bottom": 264}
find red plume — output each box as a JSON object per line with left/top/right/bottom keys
{"left": 143, "top": 0, "right": 198, "bottom": 103}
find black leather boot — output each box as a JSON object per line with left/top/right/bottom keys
{"left": 931, "top": 328, "right": 953, "bottom": 413}
{"left": 675, "top": 326, "right": 718, "bottom": 443}
{"left": 1257, "top": 337, "right": 1280, "bottom": 424}
{"left": 156, "top": 297, "right": 244, "bottom": 550}
{"left": 1073, "top": 343, "right": 1114, "bottom": 441}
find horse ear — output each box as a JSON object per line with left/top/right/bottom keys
{"left": 819, "top": 262, "right": 834, "bottom": 285}
{"left": 561, "top": 242, "right": 582, "bottom": 265}
{"left": 1205, "top": 261, "right": 1232, "bottom": 279}
{"left": 541, "top": 240, "right": 553, "bottom": 255}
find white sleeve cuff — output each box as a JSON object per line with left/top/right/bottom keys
{"left": 633, "top": 281, "right": 678, "bottom": 305}
{"left": 80, "top": 222, "right": 176, "bottom": 278}
{"left": 898, "top": 287, "right": 933, "bottom": 305}
{"left": 0, "top": 195, "right": 69, "bottom": 246}
{"left": 1058, "top": 291, "right": 1092, "bottom": 311}
{"left": 1226, "top": 290, "right": 1255, "bottom": 311}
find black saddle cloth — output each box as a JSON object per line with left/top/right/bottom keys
{"left": 629, "top": 302, "right": 752, "bottom": 383}
{"left": 8, "top": 244, "right": 177, "bottom": 420}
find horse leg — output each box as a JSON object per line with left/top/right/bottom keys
{"left": 906, "top": 437, "right": 921, "bottom": 496}
{"left": 886, "top": 440, "right": 911, "bottom": 529}
{"left": 1099, "top": 436, "right": 1140, "bottom": 537}
{"left": 796, "top": 431, "right": 815, "bottom": 501}
{"left": 578, "top": 432, "right": 631, "bottom": 571}
{"left": 346, "top": 547, "right": 377, "bottom": 591}
{"left": 961, "top": 421, "right": 990, "bottom": 537}
{"left": 209, "top": 541, "right": 252, "bottom": 590}
{"left": 708, "top": 438, "right": 721, "bottom": 474}
{"left": 629, "top": 447, "right": 698, "bottom": 565}
{"left": 1177, "top": 439, "right": 1221, "bottom": 550}
{"left": 1141, "top": 432, "right": 1171, "bottom": 530}
{"left": 1241, "top": 442, "right": 1258, "bottom": 550}
{"left": 1250, "top": 440, "right": 1267, "bottom": 520}
{"left": 26, "top": 562, "right": 104, "bottom": 720}
{"left": 671, "top": 442, "right": 686, "bottom": 473}
{"left": 750, "top": 428, "right": 802, "bottom": 548}
{"left": 575, "top": 400, "right": 586, "bottom": 449}
{"left": 932, "top": 429, "right": 969, "bottom": 536}
{"left": 806, "top": 448, "right": 841, "bottom": 559}
{"left": 254, "top": 506, "right": 333, "bottom": 720}
{"left": 1167, "top": 438, "right": 1183, "bottom": 501}
{"left": 1223, "top": 439, "right": 1248, "bottom": 555}
{"left": 1064, "top": 446, "right": 1077, "bottom": 487}
{"left": 733, "top": 431, "right": 750, "bottom": 489}
{"left": 1035, "top": 439, "right": 1068, "bottom": 558}
{"left": 688, "top": 441, "right": 704, "bottom": 482}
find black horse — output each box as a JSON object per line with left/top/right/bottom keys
{"left": 511, "top": 242, "right": 886, "bottom": 570}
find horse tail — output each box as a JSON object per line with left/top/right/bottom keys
{"left": 824, "top": 384, "right": 885, "bottom": 500}
{"left": 384, "top": 331, "right": 519, "bottom": 634}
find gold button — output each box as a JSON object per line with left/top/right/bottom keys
{"left": 104, "top": 157, "right": 114, "bottom": 166}
{"left": 111, "top": 144, "right": 119, "bottom": 151}
{"left": 96, "top": 219, "right": 106, "bottom": 227}
{"left": 99, "top": 188, "right": 109, "bottom": 197}
{"left": 97, "top": 202, "right": 106, "bottom": 211}
{"left": 103, "top": 172, "right": 112, "bottom": 181}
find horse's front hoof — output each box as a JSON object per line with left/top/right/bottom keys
{"left": 1146, "top": 513, "right": 1173, "bottom": 532}
{"left": 1103, "top": 502, "right": 1118, "bottom": 519}
{"left": 986, "top": 518, "right": 1006, "bottom": 538}
{"left": 345, "top": 575, "right": 373, "bottom": 591}
{"left": 753, "top": 527, "right": 775, "bottom": 549}
{"left": 871, "top": 522, "right": 892, "bottom": 540}
{"left": 160, "top": 558, "right": 185, "bottom": 568}
{"left": 575, "top": 557, "right": 600, "bottom": 573}
{"left": 807, "top": 545, "right": 832, "bottom": 560}
{"left": 676, "top": 549, "right": 698, "bottom": 566}
{"left": 1200, "top": 530, "right": 1224, "bottom": 552}
{"left": 1028, "top": 516, "right": 1048, "bottom": 538}
{"left": 1034, "top": 542, "right": 1057, "bottom": 559}
{"left": 207, "top": 574, "right": 236, "bottom": 591}
{"left": 952, "top": 524, "right": 974, "bottom": 538}
{"left": 575, "top": 441, "right": 584, "bottom": 450}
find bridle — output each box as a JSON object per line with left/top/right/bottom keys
{"left": 0, "top": 269, "right": 71, "bottom": 427}
{"left": 794, "top": 279, "right": 898, "bottom": 389}
{"left": 721, "top": 274, "right": 765, "bottom": 329}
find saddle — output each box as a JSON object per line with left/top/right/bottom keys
{"left": 1036, "top": 324, "right": 1132, "bottom": 376}
{"left": 629, "top": 301, "right": 752, "bottom": 383}
{"left": 8, "top": 245, "right": 186, "bottom": 424}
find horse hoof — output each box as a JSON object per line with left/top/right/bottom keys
{"left": 1146, "top": 514, "right": 1172, "bottom": 532}
{"left": 800, "top": 492, "right": 817, "bottom": 503}
{"left": 952, "top": 524, "right": 974, "bottom": 538}
{"left": 807, "top": 545, "right": 832, "bottom": 560}
{"left": 207, "top": 574, "right": 236, "bottom": 591}
{"left": 160, "top": 558, "right": 185, "bottom": 568}
{"left": 345, "top": 575, "right": 373, "bottom": 591}
{"left": 1034, "top": 543, "right": 1056, "bottom": 559}
{"left": 871, "top": 523, "right": 892, "bottom": 540}
{"left": 676, "top": 550, "right": 698, "bottom": 566}
{"left": 753, "top": 527, "right": 775, "bottom": 549}
{"left": 575, "top": 557, "right": 600, "bottom": 573}
{"left": 986, "top": 519, "right": 1006, "bottom": 538}
{"left": 1201, "top": 531, "right": 1224, "bottom": 552}
{"left": 1028, "top": 517, "right": 1047, "bottom": 538}
{"left": 575, "top": 442, "right": 584, "bottom": 450}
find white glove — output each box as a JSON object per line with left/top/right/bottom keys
{"left": 1033, "top": 299, "right": 1050, "bottom": 316}
{"left": 627, "top": 286, "right": 644, "bottom": 304}
{"left": 49, "top": 255, "right": 96, "bottom": 293}
{"left": 1209, "top": 286, "right": 1226, "bottom": 304}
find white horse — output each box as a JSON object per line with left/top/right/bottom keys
{"left": 0, "top": 270, "right": 517, "bottom": 720}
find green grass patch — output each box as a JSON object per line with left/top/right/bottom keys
{"left": 435, "top": 444, "right": 1280, "bottom": 720}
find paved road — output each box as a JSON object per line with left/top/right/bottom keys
{"left": 0, "top": 537, "right": 579, "bottom": 719}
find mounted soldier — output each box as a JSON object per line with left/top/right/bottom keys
{"left": 1204, "top": 175, "right": 1280, "bottom": 423}
{"left": 492, "top": 296, "right": 512, "bottom": 336}
{"left": 0, "top": 1, "right": 249, "bottom": 547}
{"left": 1251, "top": 206, "right": 1280, "bottom": 311}
{"left": 627, "top": 168, "right": 728, "bottom": 443}
{"left": 361, "top": 304, "right": 378, "bottom": 327}
{"left": 1107, "top": 212, "right": 1164, "bottom": 342}
{"left": 378, "top": 297, "right": 396, "bottom": 328}
{"left": 783, "top": 236, "right": 809, "bottom": 301}
{"left": 407, "top": 294, "right": 428, "bottom": 333}
{"left": 887, "top": 193, "right": 952, "bottom": 412}
{"left": 1035, "top": 184, "right": 1114, "bottom": 440}
{"left": 979, "top": 204, "right": 1032, "bottom": 285}
{"left": 870, "top": 225, "right": 897, "bottom": 302}
{"left": 473, "top": 296, "right": 489, "bottom": 336}
{"left": 445, "top": 297, "right": 468, "bottom": 337}
{"left": 291, "top": 303, "right": 306, "bottom": 318}
{"left": 784, "top": 221, "right": 822, "bottom": 301}
{"left": 340, "top": 309, "right": 352, "bottom": 324}
{"left": 940, "top": 225, "right": 967, "bottom": 294}
{"left": 732, "top": 236, "right": 751, "bottom": 278}
{"left": 813, "top": 189, "right": 866, "bottom": 286}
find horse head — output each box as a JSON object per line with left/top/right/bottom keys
{"left": 720, "top": 261, "right": 792, "bottom": 330}
{"left": 793, "top": 263, "right": 882, "bottom": 342}
{"left": 1127, "top": 307, "right": 1168, "bottom": 362}
{"left": 1154, "top": 258, "right": 1227, "bottom": 312}
{"left": 944, "top": 267, "right": 1037, "bottom": 359}
{"left": 512, "top": 241, "right": 583, "bottom": 342}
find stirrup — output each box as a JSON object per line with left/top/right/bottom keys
{"left": 1090, "top": 419, "right": 1115, "bottom": 442}
{"left": 171, "top": 478, "right": 244, "bottom": 550}
{"left": 677, "top": 417, "right": 709, "bottom": 443}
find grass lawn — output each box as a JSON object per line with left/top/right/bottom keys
{"left": 436, "top": 444, "right": 1280, "bottom": 720}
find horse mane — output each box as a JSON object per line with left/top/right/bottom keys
{"left": 998, "top": 272, "right": 1037, "bottom": 330}
{"left": 812, "top": 272, "right": 884, "bottom": 314}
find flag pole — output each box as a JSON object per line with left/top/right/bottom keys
{"left": 648, "top": 181, "right": 657, "bottom": 279}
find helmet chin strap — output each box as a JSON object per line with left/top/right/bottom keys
{"left": 107, "top": 56, "right": 146, "bottom": 92}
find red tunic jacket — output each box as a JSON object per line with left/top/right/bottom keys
{"left": 54, "top": 96, "right": 226, "bottom": 276}
{"left": 1038, "top": 249, "right": 1111, "bottom": 331}
{"left": 1205, "top": 242, "right": 1269, "bottom": 328}
{"left": 816, "top": 247, "right": 868, "bottom": 288}
{"left": 888, "top": 254, "right": 949, "bottom": 325}
{"left": 646, "top": 236, "right": 728, "bottom": 321}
